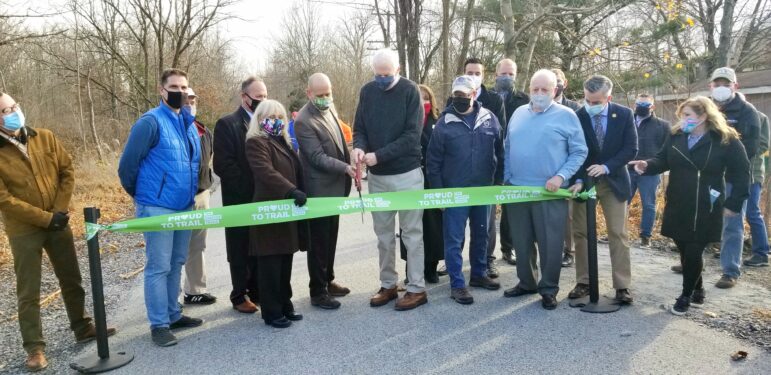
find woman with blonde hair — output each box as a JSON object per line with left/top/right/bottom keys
{"left": 245, "top": 99, "right": 307, "bottom": 328}
{"left": 629, "top": 96, "right": 749, "bottom": 316}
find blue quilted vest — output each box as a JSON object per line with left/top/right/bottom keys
{"left": 134, "top": 104, "right": 201, "bottom": 210}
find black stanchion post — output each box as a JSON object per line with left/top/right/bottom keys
{"left": 569, "top": 179, "right": 620, "bottom": 313}
{"left": 70, "top": 207, "right": 134, "bottom": 373}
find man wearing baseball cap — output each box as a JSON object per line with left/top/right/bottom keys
{"left": 425, "top": 76, "right": 504, "bottom": 304}
{"left": 709, "top": 67, "right": 762, "bottom": 288}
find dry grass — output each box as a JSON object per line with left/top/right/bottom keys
{"left": 0, "top": 152, "right": 133, "bottom": 269}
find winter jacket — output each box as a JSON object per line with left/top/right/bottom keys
{"left": 718, "top": 94, "right": 760, "bottom": 160}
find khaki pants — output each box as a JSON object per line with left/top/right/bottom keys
{"left": 572, "top": 180, "right": 632, "bottom": 289}
{"left": 183, "top": 189, "right": 210, "bottom": 295}
{"left": 9, "top": 226, "right": 92, "bottom": 354}
{"left": 368, "top": 168, "right": 425, "bottom": 293}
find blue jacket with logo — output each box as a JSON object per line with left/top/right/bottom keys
{"left": 426, "top": 103, "right": 504, "bottom": 189}
{"left": 118, "top": 103, "right": 201, "bottom": 210}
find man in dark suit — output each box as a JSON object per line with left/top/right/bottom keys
{"left": 213, "top": 76, "right": 267, "bottom": 313}
{"left": 294, "top": 73, "right": 353, "bottom": 310}
{"left": 568, "top": 75, "right": 638, "bottom": 304}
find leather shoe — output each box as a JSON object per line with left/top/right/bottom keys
{"left": 76, "top": 324, "right": 117, "bottom": 344}
{"left": 370, "top": 287, "right": 398, "bottom": 307}
{"left": 233, "top": 300, "right": 258, "bottom": 313}
{"left": 328, "top": 282, "right": 350, "bottom": 297}
{"left": 395, "top": 291, "right": 427, "bottom": 311}
{"left": 25, "top": 350, "right": 48, "bottom": 372}
{"left": 284, "top": 311, "right": 303, "bottom": 321}
{"left": 615, "top": 289, "right": 633, "bottom": 304}
{"left": 264, "top": 317, "right": 292, "bottom": 328}
{"left": 501, "top": 251, "right": 517, "bottom": 265}
{"left": 568, "top": 283, "right": 590, "bottom": 299}
{"left": 311, "top": 294, "right": 341, "bottom": 310}
{"left": 469, "top": 276, "right": 500, "bottom": 290}
{"left": 541, "top": 294, "right": 558, "bottom": 310}
{"left": 450, "top": 288, "right": 474, "bottom": 305}
{"left": 503, "top": 285, "right": 537, "bottom": 298}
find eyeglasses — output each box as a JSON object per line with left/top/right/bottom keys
{"left": 1, "top": 103, "right": 20, "bottom": 115}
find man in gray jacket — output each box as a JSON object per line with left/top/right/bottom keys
{"left": 295, "top": 73, "right": 354, "bottom": 309}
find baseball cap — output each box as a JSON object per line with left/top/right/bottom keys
{"left": 451, "top": 76, "right": 475, "bottom": 95}
{"left": 710, "top": 67, "right": 737, "bottom": 83}
{"left": 187, "top": 88, "right": 197, "bottom": 97}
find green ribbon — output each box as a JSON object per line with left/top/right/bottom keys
{"left": 85, "top": 186, "right": 595, "bottom": 240}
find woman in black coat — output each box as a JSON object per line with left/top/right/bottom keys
{"left": 399, "top": 84, "right": 444, "bottom": 283}
{"left": 245, "top": 99, "right": 308, "bottom": 328}
{"left": 629, "top": 96, "right": 749, "bottom": 316}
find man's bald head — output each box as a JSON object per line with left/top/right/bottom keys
{"left": 306, "top": 72, "right": 333, "bottom": 104}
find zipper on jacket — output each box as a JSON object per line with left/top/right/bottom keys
{"left": 672, "top": 142, "right": 712, "bottom": 232}
{"left": 157, "top": 173, "right": 167, "bottom": 199}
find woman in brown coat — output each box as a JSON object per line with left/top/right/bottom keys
{"left": 245, "top": 99, "right": 307, "bottom": 328}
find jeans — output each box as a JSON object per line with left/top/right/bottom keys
{"left": 720, "top": 183, "right": 747, "bottom": 279}
{"left": 746, "top": 182, "right": 769, "bottom": 257}
{"left": 443, "top": 205, "right": 490, "bottom": 289}
{"left": 629, "top": 172, "right": 660, "bottom": 238}
{"left": 137, "top": 204, "right": 193, "bottom": 329}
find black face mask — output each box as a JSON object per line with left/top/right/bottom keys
{"left": 164, "top": 89, "right": 184, "bottom": 109}
{"left": 554, "top": 84, "right": 565, "bottom": 99}
{"left": 635, "top": 106, "right": 651, "bottom": 118}
{"left": 245, "top": 94, "right": 261, "bottom": 112}
{"left": 452, "top": 96, "right": 472, "bottom": 113}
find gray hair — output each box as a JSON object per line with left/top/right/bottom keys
{"left": 241, "top": 76, "right": 264, "bottom": 93}
{"left": 371, "top": 48, "right": 400, "bottom": 70}
{"left": 496, "top": 58, "right": 517, "bottom": 73}
{"left": 584, "top": 75, "right": 613, "bottom": 96}
{"left": 246, "top": 99, "right": 292, "bottom": 146}
{"left": 530, "top": 69, "right": 558, "bottom": 88}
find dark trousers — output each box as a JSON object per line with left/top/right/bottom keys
{"left": 674, "top": 240, "right": 707, "bottom": 297}
{"left": 307, "top": 216, "right": 339, "bottom": 297}
{"left": 225, "top": 226, "right": 259, "bottom": 305}
{"left": 487, "top": 205, "right": 513, "bottom": 259}
{"left": 9, "top": 227, "right": 92, "bottom": 354}
{"left": 257, "top": 254, "right": 294, "bottom": 322}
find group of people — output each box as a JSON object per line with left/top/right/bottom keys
{"left": 1, "top": 47, "right": 768, "bottom": 371}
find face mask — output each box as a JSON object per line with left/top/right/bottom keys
{"left": 466, "top": 75, "right": 482, "bottom": 89}
{"left": 262, "top": 118, "right": 284, "bottom": 136}
{"left": 164, "top": 89, "right": 184, "bottom": 109}
{"left": 682, "top": 118, "right": 701, "bottom": 134}
{"left": 530, "top": 94, "right": 553, "bottom": 110}
{"left": 711, "top": 86, "right": 733, "bottom": 103}
{"left": 245, "top": 94, "right": 261, "bottom": 112}
{"left": 313, "top": 96, "right": 333, "bottom": 110}
{"left": 495, "top": 76, "right": 514, "bottom": 92}
{"left": 1, "top": 110, "right": 25, "bottom": 132}
{"left": 452, "top": 96, "right": 472, "bottom": 113}
{"left": 634, "top": 102, "right": 651, "bottom": 118}
{"left": 554, "top": 84, "right": 565, "bottom": 99}
{"left": 585, "top": 103, "right": 606, "bottom": 117}
{"left": 185, "top": 105, "right": 197, "bottom": 117}
{"left": 374, "top": 75, "right": 394, "bottom": 90}
{"left": 423, "top": 102, "right": 432, "bottom": 115}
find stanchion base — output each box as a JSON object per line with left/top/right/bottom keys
{"left": 568, "top": 296, "right": 622, "bottom": 313}
{"left": 70, "top": 350, "right": 134, "bottom": 374}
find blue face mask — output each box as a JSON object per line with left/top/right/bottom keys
{"left": 374, "top": 75, "right": 395, "bottom": 90}
{"left": 2, "top": 110, "right": 25, "bottom": 132}
{"left": 682, "top": 118, "right": 701, "bottom": 134}
{"left": 585, "top": 103, "right": 605, "bottom": 117}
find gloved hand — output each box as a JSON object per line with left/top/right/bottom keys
{"left": 47, "top": 212, "right": 70, "bottom": 231}
{"left": 287, "top": 189, "right": 307, "bottom": 207}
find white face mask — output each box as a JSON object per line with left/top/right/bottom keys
{"left": 466, "top": 75, "right": 482, "bottom": 90}
{"left": 530, "top": 94, "right": 553, "bottom": 110}
{"left": 711, "top": 86, "right": 733, "bottom": 102}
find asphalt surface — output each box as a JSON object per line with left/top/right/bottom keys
{"left": 69, "top": 186, "right": 771, "bottom": 374}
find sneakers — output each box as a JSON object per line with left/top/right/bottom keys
{"left": 25, "top": 350, "right": 48, "bottom": 372}
{"left": 568, "top": 283, "right": 590, "bottom": 299}
{"left": 743, "top": 254, "right": 769, "bottom": 267}
{"left": 561, "top": 253, "right": 574, "bottom": 268}
{"left": 469, "top": 276, "right": 501, "bottom": 290}
{"left": 501, "top": 251, "right": 517, "bottom": 265}
{"left": 151, "top": 327, "right": 178, "bottom": 347}
{"left": 691, "top": 288, "right": 705, "bottom": 308}
{"left": 486, "top": 258, "right": 499, "bottom": 279}
{"left": 437, "top": 264, "right": 448, "bottom": 276}
{"left": 169, "top": 315, "right": 204, "bottom": 330}
{"left": 670, "top": 295, "right": 690, "bottom": 316}
{"left": 715, "top": 275, "right": 737, "bottom": 289}
{"left": 311, "top": 294, "right": 341, "bottom": 310}
{"left": 450, "top": 288, "right": 474, "bottom": 305}
{"left": 184, "top": 293, "right": 217, "bottom": 305}
{"left": 639, "top": 236, "right": 651, "bottom": 249}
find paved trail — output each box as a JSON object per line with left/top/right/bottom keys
{"left": 68, "top": 186, "right": 771, "bottom": 374}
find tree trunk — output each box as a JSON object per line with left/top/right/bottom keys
{"left": 500, "top": 0, "right": 515, "bottom": 59}
{"left": 715, "top": 0, "right": 736, "bottom": 67}
{"left": 520, "top": 25, "right": 540, "bottom": 92}
{"left": 455, "top": 0, "right": 475, "bottom": 74}
{"left": 72, "top": 1, "right": 87, "bottom": 145}
{"left": 441, "top": 0, "right": 451, "bottom": 100}
{"left": 86, "top": 69, "right": 104, "bottom": 162}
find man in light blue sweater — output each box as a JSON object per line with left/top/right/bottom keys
{"left": 501, "top": 69, "right": 588, "bottom": 310}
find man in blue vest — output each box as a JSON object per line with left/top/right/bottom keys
{"left": 119, "top": 68, "right": 203, "bottom": 347}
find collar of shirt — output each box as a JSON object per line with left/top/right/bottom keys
{"left": 475, "top": 86, "right": 482, "bottom": 100}
{"left": 0, "top": 130, "right": 29, "bottom": 158}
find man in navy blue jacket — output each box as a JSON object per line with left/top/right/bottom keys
{"left": 568, "top": 75, "right": 638, "bottom": 304}
{"left": 426, "top": 76, "right": 504, "bottom": 305}
{"left": 118, "top": 69, "right": 204, "bottom": 347}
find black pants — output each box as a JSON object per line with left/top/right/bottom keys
{"left": 307, "top": 216, "right": 339, "bottom": 297}
{"left": 257, "top": 254, "right": 294, "bottom": 322}
{"left": 674, "top": 240, "right": 707, "bottom": 297}
{"left": 225, "top": 226, "right": 259, "bottom": 305}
